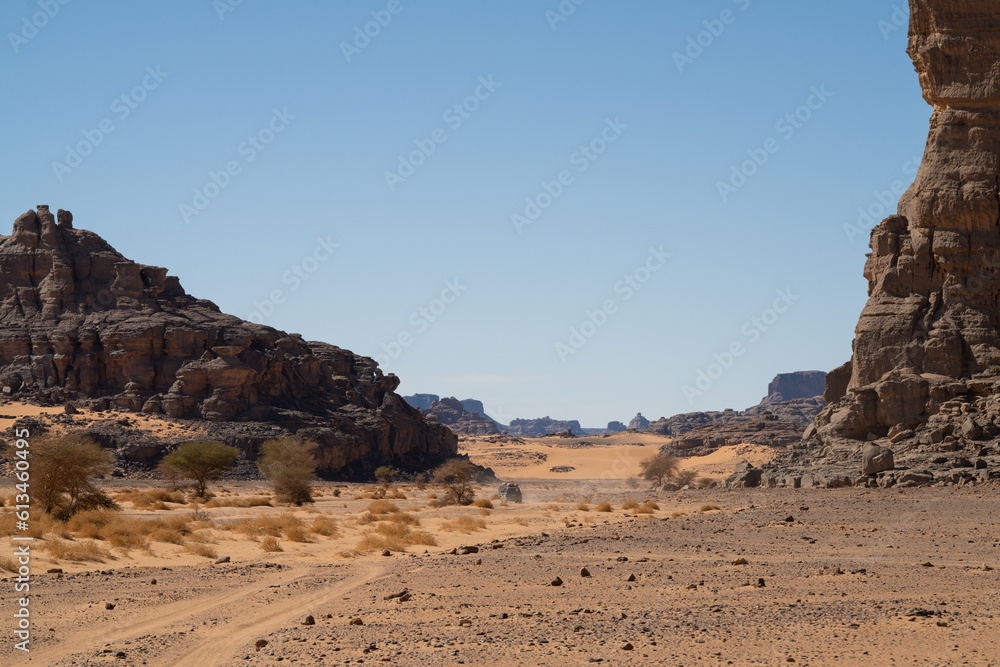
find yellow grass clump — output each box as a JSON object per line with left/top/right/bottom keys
{"left": 114, "top": 488, "right": 187, "bottom": 510}
{"left": 473, "top": 499, "right": 494, "bottom": 509}
{"left": 260, "top": 537, "right": 282, "bottom": 552}
{"left": 699, "top": 504, "right": 722, "bottom": 512}
{"left": 366, "top": 500, "right": 399, "bottom": 515}
{"left": 595, "top": 502, "right": 613, "bottom": 512}
{"left": 632, "top": 502, "right": 659, "bottom": 515}
{"left": 621, "top": 501, "right": 639, "bottom": 510}
{"left": 42, "top": 539, "right": 115, "bottom": 563}
{"left": 355, "top": 522, "right": 437, "bottom": 553}
{"left": 440, "top": 516, "right": 487, "bottom": 534}
{"left": 182, "top": 543, "right": 218, "bottom": 559}
{"left": 309, "top": 516, "right": 338, "bottom": 537}
{"left": 575, "top": 503, "right": 590, "bottom": 512}
{"left": 670, "top": 511, "right": 688, "bottom": 518}
{"left": 203, "top": 496, "right": 272, "bottom": 509}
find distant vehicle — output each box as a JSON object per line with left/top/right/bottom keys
{"left": 499, "top": 481, "right": 522, "bottom": 503}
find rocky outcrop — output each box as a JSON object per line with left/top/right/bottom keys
{"left": 648, "top": 397, "right": 824, "bottom": 437}
{"left": 660, "top": 411, "right": 806, "bottom": 458}
{"left": 506, "top": 417, "right": 581, "bottom": 438}
{"left": 0, "top": 207, "right": 456, "bottom": 476}
{"left": 606, "top": 421, "right": 626, "bottom": 433}
{"left": 779, "top": 0, "right": 1000, "bottom": 487}
{"left": 628, "top": 413, "right": 650, "bottom": 430}
{"left": 759, "top": 371, "right": 826, "bottom": 405}
{"left": 402, "top": 393, "right": 439, "bottom": 411}
{"left": 420, "top": 397, "right": 499, "bottom": 436}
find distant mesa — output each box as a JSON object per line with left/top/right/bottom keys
{"left": 759, "top": 371, "right": 826, "bottom": 405}
{"left": 0, "top": 207, "right": 456, "bottom": 476}
{"left": 628, "top": 412, "right": 649, "bottom": 430}
{"left": 506, "top": 417, "right": 582, "bottom": 438}
{"left": 402, "top": 393, "right": 438, "bottom": 411}
{"left": 414, "top": 397, "right": 499, "bottom": 436}
{"left": 606, "top": 420, "right": 626, "bottom": 433}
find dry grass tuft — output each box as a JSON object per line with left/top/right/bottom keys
{"left": 366, "top": 500, "right": 399, "bottom": 515}
{"left": 575, "top": 503, "right": 590, "bottom": 512}
{"left": 473, "top": 499, "right": 494, "bottom": 509}
{"left": 699, "top": 504, "right": 722, "bottom": 512}
{"left": 182, "top": 543, "right": 218, "bottom": 559}
{"left": 42, "top": 539, "right": 115, "bottom": 563}
{"left": 114, "top": 488, "right": 187, "bottom": 510}
{"left": 670, "top": 511, "right": 687, "bottom": 518}
{"left": 355, "top": 523, "right": 437, "bottom": 553}
{"left": 439, "top": 516, "right": 487, "bottom": 534}
{"left": 595, "top": 502, "right": 613, "bottom": 512}
{"left": 309, "top": 516, "right": 338, "bottom": 537}
{"left": 621, "top": 501, "right": 639, "bottom": 510}
{"left": 203, "top": 496, "right": 272, "bottom": 509}
{"left": 260, "top": 537, "right": 282, "bottom": 552}
{"left": 632, "top": 502, "right": 659, "bottom": 515}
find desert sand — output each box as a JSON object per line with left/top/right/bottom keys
{"left": 1, "top": 431, "right": 998, "bottom": 667}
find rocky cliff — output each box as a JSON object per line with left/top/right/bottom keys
{"left": 0, "top": 207, "right": 456, "bottom": 476}
{"left": 419, "top": 397, "right": 499, "bottom": 436}
{"left": 747, "top": 0, "right": 1000, "bottom": 488}
{"left": 759, "top": 371, "right": 826, "bottom": 405}
{"left": 506, "top": 417, "right": 581, "bottom": 438}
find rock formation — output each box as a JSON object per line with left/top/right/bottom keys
{"left": 0, "top": 207, "right": 456, "bottom": 476}
{"left": 402, "top": 393, "right": 439, "bottom": 411}
{"left": 628, "top": 413, "right": 650, "bottom": 430}
{"left": 606, "top": 420, "right": 626, "bottom": 433}
{"left": 419, "top": 397, "right": 499, "bottom": 436}
{"left": 740, "top": 0, "right": 1000, "bottom": 488}
{"left": 506, "top": 417, "right": 581, "bottom": 438}
{"left": 759, "top": 371, "right": 826, "bottom": 405}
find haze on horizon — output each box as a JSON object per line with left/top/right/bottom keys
{"left": 0, "top": 1, "right": 925, "bottom": 427}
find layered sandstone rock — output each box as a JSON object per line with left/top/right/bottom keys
{"left": 420, "top": 397, "right": 499, "bottom": 436}
{"left": 506, "top": 417, "right": 581, "bottom": 438}
{"left": 0, "top": 207, "right": 456, "bottom": 475}
{"left": 759, "top": 371, "right": 825, "bottom": 405}
{"left": 812, "top": 1, "right": 1000, "bottom": 446}
{"left": 752, "top": 1, "right": 1000, "bottom": 488}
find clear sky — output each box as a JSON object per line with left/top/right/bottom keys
{"left": 0, "top": 1, "right": 924, "bottom": 427}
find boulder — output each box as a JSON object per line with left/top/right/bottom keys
{"left": 861, "top": 444, "right": 895, "bottom": 475}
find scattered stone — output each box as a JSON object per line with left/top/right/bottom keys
{"left": 626, "top": 573, "right": 636, "bottom": 582}
{"left": 215, "top": 556, "right": 230, "bottom": 564}
{"left": 731, "top": 558, "right": 749, "bottom": 565}
{"left": 349, "top": 618, "right": 364, "bottom": 625}
{"left": 105, "top": 603, "right": 115, "bottom": 610}
{"left": 255, "top": 640, "right": 268, "bottom": 650}
{"left": 382, "top": 550, "right": 392, "bottom": 557}
{"left": 621, "top": 642, "right": 634, "bottom": 651}
{"left": 303, "top": 615, "right": 315, "bottom": 625}
{"left": 580, "top": 567, "right": 591, "bottom": 577}
{"left": 551, "top": 577, "right": 563, "bottom": 587}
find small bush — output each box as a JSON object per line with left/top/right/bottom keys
{"left": 632, "top": 502, "right": 658, "bottom": 515}
{"left": 575, "top": 503, "right": 590, "bottom": 512}
{"left": 115, "top": 488, "right": 187, "bottom": 509}
{"left": 203, "top": 496, "right": 272, "bottom": 509}
{"left": 699, "top": 504, "right": 722, "bottom": 512}
{"left": 260, "top": 537, "right": 282, "bottom": 552}
{"left": 670, "top": 511, "right": 687, "bottom": 518}
{"left": 621, "top": 501, "right": 639, "bottom": 510}
{"left": 673, "top": 469, "right": 699, "bottom": 486}
{"left": 473, "top": 499, "right": 493, "bottom": 509}
{"left": 258, "top": 437, "right": 318, "bottom": 505}
{"left": 595, "top": 502, "right": 613, "bottom": 512}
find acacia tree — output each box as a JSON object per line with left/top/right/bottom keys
{"left": 638, "top": 453, "right": 680, "bottom": 488}
{"left": 373, "top": 465, "right": 398, "bottom": 488}
{"left": 257, "top": 437, "right": 317, "bottom": 505}
{"left": 433, "top": 459, "right": 477, "bottom": 505}
{"left": 163, "top": 441, "right": 239, "bottom": 498}
{"left": 15, "top": 434, "right": 115, "bottom": 518}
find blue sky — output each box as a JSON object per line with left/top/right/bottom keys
{"left": 0, "top": 1, "right": 924, "bottom": 427}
